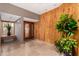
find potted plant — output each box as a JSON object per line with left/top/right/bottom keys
{"left": 55, "top": 37, "right": 77, "bottom": 56}
{"left": 55, "top": 14, "right": 78, "bottom": 56}
{"left": 5, "top": 24, "right": 11, "bottom": 36}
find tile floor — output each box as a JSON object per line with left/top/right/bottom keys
{"left": 0, "top": 39, "right": 62, "bottom": 56}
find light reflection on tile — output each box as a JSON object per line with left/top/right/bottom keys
{"left": 0, "top": 40, "right": 61, "bottom": 56}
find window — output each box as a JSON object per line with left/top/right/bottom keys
{"left": 2, "top": 22, "right": 15, "bottom": 35}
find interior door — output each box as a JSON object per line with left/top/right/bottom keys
{"left": 24, "top": 22, "right": 34, "bottom": 40}
{"left": 25, "top": 23, "right": 30, "bottom": 38}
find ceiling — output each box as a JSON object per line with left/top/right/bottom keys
{"left": 0, "top": 12, "right": 39, "bottom": 22}
{"left": 0, "top": 3, "right": 62, "bottom": 22}
{"left": 0, "top": 12, "right": 21, "bottom": 21}
{"left": 11, "top": 3, "right": 62, "bottom": 15}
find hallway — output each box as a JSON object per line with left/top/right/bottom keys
{"left": 0, "top": 40, "right": 61, "bottom": 56}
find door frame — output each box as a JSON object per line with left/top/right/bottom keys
{"left": 24, "top": 21, "right": 34, "bottom": 40}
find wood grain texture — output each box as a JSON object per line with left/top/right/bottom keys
{"left": 34, "top": 3, "right": 79, "bottom": 55}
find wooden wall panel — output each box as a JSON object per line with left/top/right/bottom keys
{"left": 34, "top": 3, "right": 79, "bottom": 55}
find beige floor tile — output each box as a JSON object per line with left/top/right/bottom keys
{"left": 0, "top": 39, "right": 61, "bottom": 56}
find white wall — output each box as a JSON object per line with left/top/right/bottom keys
{"left": 23, "top": 17, "right": 39, "bottom": 22}
{"left": 15, "top": 18, "right": 24, "bottom": 42}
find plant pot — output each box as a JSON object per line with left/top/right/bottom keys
{"left": 72, "top": 47, "right": 76, "bottom": 56}
{"left": 7, "top": 31, "right": 11, "bottom": 36}
{"left": 64, "top": 52, "right": 72, "bottom": 56}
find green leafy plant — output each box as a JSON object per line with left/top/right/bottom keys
{"left": 55, "top": 37, "right": 77, "bottom": 55}
{"left": 56, "top": 14, "right": 78, "bottom": 37}
{"left": 5, "top": 24, "right": 11, "bottom": 36}
{"left": 55, "top": 14, "right": 78, "bottom": 56}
